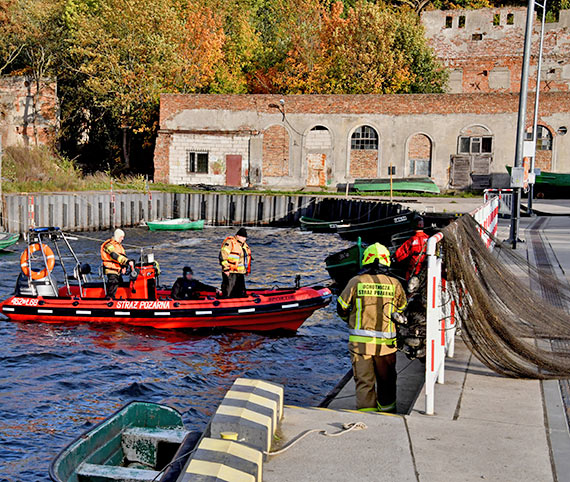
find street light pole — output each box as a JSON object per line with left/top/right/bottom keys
{"left": 509, "top": 0, "right": 536, "bottom": 249}
{"left": 528, "top": 0, "right": 547, "bottom": 215}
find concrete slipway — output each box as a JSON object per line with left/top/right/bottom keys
{"left": 263, "top": 214, "right": 570, "bottom": 482}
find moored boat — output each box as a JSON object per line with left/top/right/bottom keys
{"left": 1, "top": 227, "right": 331, "bottom": 332}
{"left": 299, "top": 216, "right": 343, "bottom": 233}
{"left": 353, "top": 177, "right": 440, "bottom": 194}
{"left": 146, "top": 218, "right": 204, "bottom": 231}
{"left": 336, "top": 210, "right": 417, "bottom": 243}
{"left": 325, "top": 237, "right": 367, "bottom": 289}
{"left": 0, "top": 232, "right": 20, "bottom": 250}
{"left": 50, "top": 401, "right": 201, "bottom": 482}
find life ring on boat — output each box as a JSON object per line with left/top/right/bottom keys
{"left": 20, "top": 243, "right": 56, "bottom": 280}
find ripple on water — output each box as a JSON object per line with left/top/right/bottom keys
{"left": 0, "top": 228, "right": 352, "bottom": 480}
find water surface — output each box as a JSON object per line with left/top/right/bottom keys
{"left": 0, "top": 227, "right": 351, "bottom": 481}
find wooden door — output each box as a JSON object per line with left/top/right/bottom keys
{"left": 226, "top": 155, "right": 242, "bottom": 186}
{"left": 449, "top": 155, "right": 471, "bottom": 189}
{"left": 306, "top": 153, "right": 326, "bottom": 187}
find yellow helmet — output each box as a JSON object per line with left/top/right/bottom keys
{"left": 362, "top": 243, "right": 391, "bottom": 267}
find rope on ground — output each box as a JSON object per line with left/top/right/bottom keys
{"left": 264, "top": 422, "right": 367, "bottom": 456}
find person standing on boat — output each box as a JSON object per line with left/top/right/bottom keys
{"left": 219, "top": 227, "right": 251, "bottom": 298}
{"left": 337, "top": 243, "right": 407, "bottom": 413}
{"left": 100, "top": 229, "right": 135, "bottom": 299}
{"left": 394, "top": 217, "right": 429, "bottom": 281}
{"left": 171, "top": 266, "right": 221, "bottom": 300}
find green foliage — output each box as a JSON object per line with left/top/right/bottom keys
{"left": 0, "top": 0, "right": 450, "bottom": 178}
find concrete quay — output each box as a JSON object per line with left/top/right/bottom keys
{"left": 264, "top": 213, "right": 570, "bottom": 482}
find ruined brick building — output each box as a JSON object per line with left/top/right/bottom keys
{"left": 154, "top": 8, "right": 570, "bottom": 190}
{"left": 0, "top": 76, "right": 58, "bottom": 150}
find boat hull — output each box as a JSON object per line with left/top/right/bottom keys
{"left": 337, "top": 211, "right": 416, "bottom": 243}
{"left": 299, "top": 216, "right": 340, "bottom": 233}
{"left": 50, "top": 401, "right": 194, "bottom": 482}
{"left": 353, "top": 177, "right": 440, "bottom": 194}
{"left": 1, "top": 287, "right": 332, "bottom": 332}
{"left": 147, "top": 219, "right": 204, "bottom": 231}
{"left": 0, "top": 233, "right": 20, "bottom": 250}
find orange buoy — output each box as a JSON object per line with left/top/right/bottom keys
{"left": 20, "top": 243, "right": 56, "bottom": 280}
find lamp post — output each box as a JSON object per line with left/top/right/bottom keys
{"left": 528, "top": 0, "right": 547, "bottom": 215}
{"left": 509, "top": 0, "right": 536, "bottom": 249}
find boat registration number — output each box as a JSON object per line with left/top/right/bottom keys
{"left": 11, "top": 298, "right": 39, "bottom": 306}
{"left": 115, "top": 300, "right": 171, "bottom": 310}
{"left": 394, "top": 216, "right": 408, "bottom": 223}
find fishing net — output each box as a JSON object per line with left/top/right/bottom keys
{"left": 441, "top": 215, "right": 570, "bottom": 379}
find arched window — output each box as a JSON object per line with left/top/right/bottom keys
{"left": 526, "top": 125, "right": 552, "bottom": 150}
{"left": 458, "top": 125, "right": 493, "bottom": 155}
{"left": 351, "top": 126, "right": 378, "bottom": 150}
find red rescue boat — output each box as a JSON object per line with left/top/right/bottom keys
{"left": 1, "top": 227, "right": 332, "bottom": 332}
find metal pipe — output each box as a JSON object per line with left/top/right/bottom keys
{"left": 509, "top": 0, "right": 536, "bottom": 248}
{"left": 528, "top": 0, "right": 547, "bottom": 214}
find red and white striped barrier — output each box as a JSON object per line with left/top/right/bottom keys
{"left": 484, "top": 188, "right": 513, "bottom": 218}
{"left": 424, "top": 196, "right": 499, "bottom": 415}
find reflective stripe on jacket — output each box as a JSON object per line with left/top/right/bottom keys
{"left": 337, "top": 273, "right": 407, "bottom": 356}
{"left": 219, "top": 236, "right": 251, "bottom": 274}
{"left": 101, "top": 239, "right": 128, "bottom": 274}
{"left": 395, "top": 230, "right": 429, "bottom": 280}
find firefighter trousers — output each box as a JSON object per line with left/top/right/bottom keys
{"left": 351, "top": 352, "right": 397, "bottom": 412}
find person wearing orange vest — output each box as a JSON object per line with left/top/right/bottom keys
{"left": 394, "top": 217, "right": 429, "bottom": 281}
{"left": 219, "top": 227, "right": 251, "bottom": 298}
{"left": 100, "top": 229, "right": 135, "bottom": 299}
{"left": 337, "top": 243, "right": 407, "bottom": 412}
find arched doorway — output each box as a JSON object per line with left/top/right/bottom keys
{"left": 450, "top": 125, "right": 493, "bottom": 189}
{"left": 408, "top": 133, "right": 432, "bottom": 177}
{"left": 349, "top": 125, "right": 379, "bottom": 178}
{"left": 305, "top": 125, "right": 332, "bottom": 187}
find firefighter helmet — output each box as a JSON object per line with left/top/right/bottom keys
{"left": 362, "top": 243, "right": 391, "bottom": 267}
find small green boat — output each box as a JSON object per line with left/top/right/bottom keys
{"left": 0, "top": 233, "right": 19, "bottom": 250}
{"left": 325, "top": 237, "right": 367, "bottom": 289}
{"left": 50, "top": 401, "right": 200, "bottom": 482}
{"left": 299, "top": 216, "right": 344, "bottom": 233}
{"left": 147, "top": 218, "right": 204, "bottom": 231}
{"left": 353, "top": 177, "right": 440, "bottom": 194}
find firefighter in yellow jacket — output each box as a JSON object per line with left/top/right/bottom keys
{"left": 219, "top": 227, "right": 251, "bottom": 298}
{"left": 337, "top": 243, "right": 407, "bottom": 412}
{"left": 100, "top": 229, "right": 135, "bottom": 299}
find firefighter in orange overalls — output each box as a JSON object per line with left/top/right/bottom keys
{"left": 100, "top": 229, "right": 135, "bottom": 299}
{"left": 337, "top": 243, "right": 407, "bottom": 412}
{"left": 219, "top": 227, "right": 251, "bottom": 298}
{"left": 394, "top": 217, "right": 429, "bottom": 281}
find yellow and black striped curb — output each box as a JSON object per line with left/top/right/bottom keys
{"left": 179, "top": 437, "right": 262, "bottom": 482}
{"left": 232, "top": 378, "right": 284, "bottom": 421}
{"left": 210, "top": 378, "right": 283, "bottom": 453}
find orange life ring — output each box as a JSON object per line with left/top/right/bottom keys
{"left": 20, "top": 243, "right": 56, "bottom": 280}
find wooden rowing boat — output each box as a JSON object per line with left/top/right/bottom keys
{"left": 146, "top": 219, "right": 204, "bottom": 231}
{"left": 50, "top": 401, "right": 201, "bottom": 482}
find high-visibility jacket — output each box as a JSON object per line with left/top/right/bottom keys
{"left": 337, "top": 272, "right": 407, "bottom": 356}
{"left": 219, "top": 236, "right": 251, "bottom": 274}
{"left": 395, "top": 230, "right": 429, "bottom": 280}
{"left": 101, "top": 239, "right": 128, "bottom": 275}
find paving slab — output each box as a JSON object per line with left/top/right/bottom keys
{"left": 263, "top": 406, "right": 417, "bottom": 482}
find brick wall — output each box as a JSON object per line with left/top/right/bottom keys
{"left": 154, "top": 131, "right": 172, "bottom": 183}
{"left": 408, "top": 134, "right": 432, "bottom": 160}
{"left": 262, "top": 125, "right": 289, "bottom": 178}
{"left": 422, "top": 8, "right": 570, "bottom": 93}
{"left": 535, "top": 150, "right": 552, "bottom": 171}
{"left": 350, "top": 150, "right": 378, "bottom": 178}
{"left": 159, "top": 92, "right": 570, "bottom": 119}
{"left": 0, "top": 76, "right": 58, "bottom": 148}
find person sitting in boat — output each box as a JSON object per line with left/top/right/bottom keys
{"left": 219, "top": 227, "right": 251, "bottom": 298}
{"left": 100, "top": 229, "right": 135, "bottom": 299}
{"left": 393, "top": 217, "right": 429, "bottom": 281}
{"left": 171, "top": 266, "right": 220, "bottom": 300}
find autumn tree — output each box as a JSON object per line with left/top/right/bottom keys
{"left": 267, "top": 0, "right": 447, "bottom": 94}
